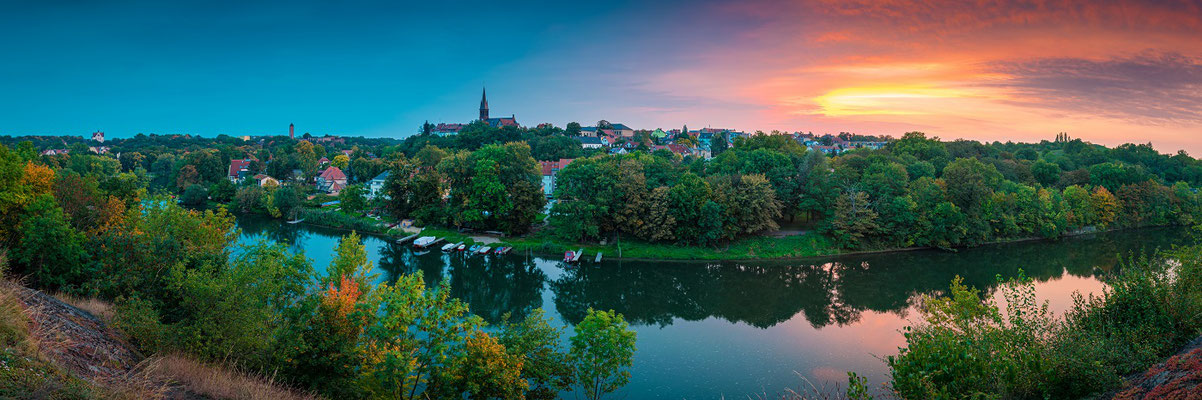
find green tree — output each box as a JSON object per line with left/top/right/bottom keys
{"left": 1031, "top": 160, "right": 1062, "bottom": 187}
{"left": 13, "top": 194, "right": 90, "bottom": 292}
{"left": 181, "top": 183, "right": 208, "bottom": 206}
{"left": 569, "top": 309, "right": 637, "bottom": 400}
{"left": 824, "top": 191, "right": 879, "bottom": 249}
{"left": 338, "top": 184, "right": 367, "bottom": 214}
{"left": 499, "top": 309, "right": 573, "bottom": 399}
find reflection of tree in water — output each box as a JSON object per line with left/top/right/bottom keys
{"left": 445, "top": 255, "right": 547, "bottom": 325}
{"left": 376, "top": 243, "right": 442, "bottom": 284}
{"left": 235, "top": 215, "right": 302, "bottom": 246}
{"left": 549, "top": 227, "right": 1190, "bottom": 329}
{"left": 551, "top": 261, "right": 838, "bottom": 328}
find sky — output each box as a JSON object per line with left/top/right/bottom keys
{"left": 2, "top": 0, "right": 1201, "bottom": 154}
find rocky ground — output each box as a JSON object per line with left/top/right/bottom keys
{"left": 1106, "top": 336, "right": 1202, "bottom": 399}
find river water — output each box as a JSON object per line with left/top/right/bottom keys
{"left": 234, "top": 216, "right": 1189, "bottom": 398}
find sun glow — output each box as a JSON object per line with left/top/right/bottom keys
{"left": 812, "top": 85, "right": 982, "bottom": 116}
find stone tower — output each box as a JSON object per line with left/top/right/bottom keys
{"left": 479, "top": 87, "right": 489, "bottom": 121}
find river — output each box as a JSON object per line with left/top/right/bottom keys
{"left": 233, "top": 215, "right": 1190, "bottom": 398}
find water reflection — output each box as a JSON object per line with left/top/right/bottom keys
{"left": 232, "top": 215, "right": 1189, "bottom": 397}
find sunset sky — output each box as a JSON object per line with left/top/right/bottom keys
{"left": 3, "top": 0, "right": 1201, "bottom": 153}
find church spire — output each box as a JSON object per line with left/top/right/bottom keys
{"left": 479, "top": 87, "right": 489, "bottom": 121}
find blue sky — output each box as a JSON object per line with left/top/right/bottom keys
{"left": 0, "top": 0, "right": 734, "bottom": 139}
{"left": 3, "top": 0, "right": 1201, "bottom": 154}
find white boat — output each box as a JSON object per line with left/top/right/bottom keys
{"left": 441, "top": 243, "right": 456, "bottom": 251}
{"left": 412, "top": 236, "right": 437, "bottom": 248}
{"left": 477, "top": 246, "right": 492, "bottom": 254}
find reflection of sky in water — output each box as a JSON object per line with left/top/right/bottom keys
{"left": 232, "top": 215, "right": 1187, "bottom": 399}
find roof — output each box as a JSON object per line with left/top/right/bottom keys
{"left": 609, "top": 123, "right": 632, "bottom": 131}
{"left": 228, "top": 159, "right": 252, "bottom": 178}
{"left": 574, "top": 136, "right": 603, "bottom": 145}
{"left": 485, "top": 117, "right": 519, "bottom": 128}
{"left": 371, "top": 170, "right": 391, "bottom": 182}
{"left": 319, "top": 166, "right": 346, "bottom": 181}
{"left": 539, "top": 159, "right": 574, "bottom": 176}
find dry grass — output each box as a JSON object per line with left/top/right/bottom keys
{"left": 52, "top": 291, "right": 115, "bottom": 322}
{"left": 139, "top": 354, "right": 319, "bottom": 400}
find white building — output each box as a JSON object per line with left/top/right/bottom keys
{"left": 368, "top": 170, "right": 390, "bottom": 199}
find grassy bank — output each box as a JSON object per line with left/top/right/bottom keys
{"left": 410, "top": 227, "right": 839, "bottom": 261}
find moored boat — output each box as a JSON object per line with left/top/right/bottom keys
{"left": 477, "top": 246, "right": 491, "bottom": 254}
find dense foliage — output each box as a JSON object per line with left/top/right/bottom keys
{"left": 548, "top": 132, "right": 1202, "bottom": 250}
{"left": 0, "top": 143, "right": 637, "bottom": 399}
{"left": 889, "top": 244, "right": 1202, "bottom": 399}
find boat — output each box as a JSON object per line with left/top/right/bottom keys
{"left": 285, "top": 218, "right": 304, "bottom": 224}
{"left": 468, "top": 244, "right": 481, "bottom": 253}
{"left": 413, "top": 236, "right": 439, "bottom": 248}
{"left": 494, "top": 246, "right": 511, "bottom": 255}
{"left": 595, "top": 252, "right": 603, "bottom": 263}
{"left": 564, "top": 248, "right": 584, "bottom": 263}
{"left": 456, "top": 244, "right": 466, "bottom": 251}
{"left": 440, "top": 243, "right": 456, "bottom": 252}
{"left": 477, "top": 246, "right": 491, "bottom": 254}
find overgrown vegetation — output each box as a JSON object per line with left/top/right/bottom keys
{"left": 0, "top": 142, "right": 639, "bottom": 399}
{"left": 888, "top": 243, "right": 1202, "bottom": 399}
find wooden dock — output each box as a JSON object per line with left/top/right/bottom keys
{"left": 396, "top": 233, "right": 420, "bottom": 244}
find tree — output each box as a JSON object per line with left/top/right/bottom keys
{"left": 942, "top": 158, "right": 1002, "bottom": 213}
{"left": 272, "top": 185, "right": 303, "bottom": 219}
{"left": 332, "top": 154, "right": 350, "bottom": 170}
{"left": 209, "top": 178, "right": 236, "bottom": 203}
{"left": 177, "top": 164, "right": 200, "bottom": 190}
{"left": 295, "top": 140, "right": 319, "bottom": 179}
{"left": 13, "top": 194, "right": 90, "bottom": 292}
{"left": 358, "top": 273, "right": 480, "bottom": 399}
{"left": 824, "top": 190, "right": 879, "bottom": 249}
{"left": 566, "top": 122, "right": 582, "bottom": 136}
{"left": 181, "top": 183, "right": 209, "bottom": 207}
{"left": 569, "top": 309, "right": 637, "bottom": 400}
{"left": 1031, "top": 160, "right": 1062, "bottom": 187}
{"left": 338, "top": 184, "right": 367, "bottom": 214}
{"left": 499, "top": 309, "right": 573, "bottom": 399}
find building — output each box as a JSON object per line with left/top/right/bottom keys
{"left": 479, "top": 87, "right": 519, "bottom": 128}
{"left": 581, "top": 123, "right": 634, "bottom": 138}
{"left": 228, "top": 159, "right": 254, "bottom": 182}
{"left": 317, "top": 166, "right": 348, "bottom": 194}
{"left": 539, "top": 159, "right": 573, "bottom": 198}
{"left": 368, "top": 170, "right": 390, "bottom": 199}
{"left": 289, "top": 123, "right": 294, "bottom": 139}
{"left": 40, "top": 148, "right": 69, "bottom": 156}
{"left": 434, "top": 123, "right": 465, "bottom": 136}
{"left": 92, "top": 131, "right": 104, "bottom": 143}
{"left": 253, "top": 174, "right": 280, "bottom": 187}
{"left": 574, "top": 136, "right": 608, "bottom": 149}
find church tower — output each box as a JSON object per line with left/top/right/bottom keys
{"left": 479, "top": 87, "right": 489, "bottom": 121}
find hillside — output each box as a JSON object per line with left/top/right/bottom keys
{"left": 1, "top": 279, "right": 313, "bottom": 400}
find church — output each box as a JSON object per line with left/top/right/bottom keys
{"left": 478, "top": 87, "right": 518, "bottom": 128}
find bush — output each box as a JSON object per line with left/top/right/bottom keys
{"left": 889, "top": 245, "right": 1202, "bottom": 399}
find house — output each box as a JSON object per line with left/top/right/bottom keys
{"left": 316, "top": 166, "right": 348, "bottom": 194}
{"left": 651, "top": 129, "right": 668, "bottom": 140}
{"left": 434, "top": 123, "right": 465, "bottom": 136}
{"left": 368, "top": 171, "right": 390, "bottom": 199}
{"left": 40, "top": 148, "right": 69, "bottom": 156}
{"left": 574, "top": 136, "right": 608, "bottom": 149}
{"left": 652, "top": 144, "right": 694, "bottom": 157}
{"left": 318, "top": 157, "right": 330, "bottom": 166}
{"left": 92, "top": 131, "right": 104, "bottom": 143}
{"left": 581, "top": 123, "right": 634, "bottom": 138}
{"left": 253, "top": 174, "right": 280, "bottom": 187}
{"left": 228, "top": 159, "right": 254, "bottom": 182}
{"left": 539, "top": 159, "right": 573, "bottom": 198}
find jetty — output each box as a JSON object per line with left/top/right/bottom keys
{"left": 396, "top": 233, "right": 420, "bottom": 244}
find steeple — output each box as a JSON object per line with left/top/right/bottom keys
{"left": 479, "top": 87, "right": 489, "bottom": 121}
